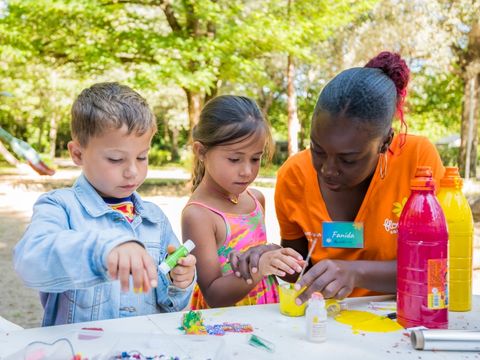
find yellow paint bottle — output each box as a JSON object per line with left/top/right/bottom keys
{"left": 437, "top": 167, "right": 474, "bottom": 311}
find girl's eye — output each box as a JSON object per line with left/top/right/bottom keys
{"left": 228, "top": 158, "right": 240, "bottom": 163}
{"left": 137, "top": 157, "right": 147, "bottom": 161}
{"left": 108, "top": 158, "right": 122, "bottom": 163}
{"left": 252, "top": 158, "right": 261, "bottom": 162}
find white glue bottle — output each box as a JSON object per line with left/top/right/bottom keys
{"left": 306, "top": 292, "right": 327, "bottom": 342}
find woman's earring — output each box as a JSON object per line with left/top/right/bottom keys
{"left": 379, "top": 153, "right": 388, "bottom": 179}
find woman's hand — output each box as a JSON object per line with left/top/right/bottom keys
{"left": 294, "top": 259, "right": 358, "bottom": 304}
{"left": 228, "top": 244, "right": 281, "bottom": 284}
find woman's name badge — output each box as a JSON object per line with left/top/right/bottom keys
{"left": 322, "top": 222, "right": 364, "bottom": 248}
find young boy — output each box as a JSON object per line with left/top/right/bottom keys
{"left": 13, "top": 82, "right": 196, "bottom": 326}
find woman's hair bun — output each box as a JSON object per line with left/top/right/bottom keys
{"left": 365, "top": 51, "right": 410, "bottom": 98}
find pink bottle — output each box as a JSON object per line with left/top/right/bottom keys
{"left": 397, "top": 166, "right": 448, "bottom": 329}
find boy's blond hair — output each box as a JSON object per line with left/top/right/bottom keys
{"left": 71, "top": 82, "right": 157, "bottom": 146}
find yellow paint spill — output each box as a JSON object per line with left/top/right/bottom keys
{"left": 325, "top": 299, "right": 342, "bottom": 317}
{"left": 335, "top": 310, "right": 403, "bottom": 333}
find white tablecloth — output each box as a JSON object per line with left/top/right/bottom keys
{"left": 1, "top": 295, "right": 479, "bottom": 359}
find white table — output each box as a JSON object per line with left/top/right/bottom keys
{"left": 1, "top": 296, "right": 479, "bottom": 360}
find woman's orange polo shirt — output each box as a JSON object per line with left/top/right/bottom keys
{"left": 275, "top": 134, "right": 445, "bottom": 297}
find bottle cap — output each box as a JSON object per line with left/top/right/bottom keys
{"left": 158, "top": 262, "right": 171, "bottom": 275}
{"left": 440, "top": 166, "right": 463, "bottom": 188}
{"left": 183, "top": 239, "right": 196, "bottom": 252}
{"left": 410, "top": 166, "right": 435, "bottom": 190}
{"left": 311, "top": 292, "right": 324, "bottom": 300}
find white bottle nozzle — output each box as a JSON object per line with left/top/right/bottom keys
{"left": 183, "top": 239, "right": 195, "bottom": 252}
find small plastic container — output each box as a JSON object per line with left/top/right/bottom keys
{"left": 279, "top": 283, "right": 306, "bottom": 317}
{"left": 306, "top": 292, "right": 327, "bottom": 342}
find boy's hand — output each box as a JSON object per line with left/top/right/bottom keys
{"left": 167, "top": 244, "right": 196, "bottom": 289}
{"left": 107, "top": 241, "right": 158, "bottom": 293}
{"left": 258, "top": 247, "right": 304, "bottom": 277}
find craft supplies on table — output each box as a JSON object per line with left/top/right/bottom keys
{"left": 158, "top": 240, "right": 195, "bottom": 275}
{"left": 278, "top": 282, "right": 306, "bottom": 316}
{"left": 306, "top": 292, "right": 327, "bottom": 342}
{"left": 3, "top": 332, "right": 227, "bottom": 360}
{"left": 397, "top": 166, "right": 448, "bottom": 329}
{"left": 410, "top": 329, "right": 480, "bottom": 351}
{"left": 1, "top": 295, "right": 479, "bottom": 360}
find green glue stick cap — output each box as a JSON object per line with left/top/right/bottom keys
{"left": 159, "top": 239, "right": 195, "bottom": 275}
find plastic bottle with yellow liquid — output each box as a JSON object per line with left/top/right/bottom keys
{"left": 437, "top": 167, "right": 474, "bottom": 312}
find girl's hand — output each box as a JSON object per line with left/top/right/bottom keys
{"left": 168, "top": 244, "right": 197, "bottom": 289}
{"left": 107, "top": 241, "right": 158, "bottom": 293}
{"left": 294, "top": 259, "right": 357, "bottom": 304}
{"left": 258, "top": 248, "right": 305, "bottom": 277}
{"left": 228, "top": 244, "right": 281, "bottom": 284}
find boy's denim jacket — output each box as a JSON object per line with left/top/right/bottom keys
{"left": 14, "top": 174, "right": 194, "bottom": 326}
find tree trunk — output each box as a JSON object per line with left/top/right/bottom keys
{"left": 459, "top": 74, "right": 479, "bottom": 178}
{"left": 299, "top": 115, "right": 308, "bottom": 151}
{"left": 184, "top": 88, "right": 202, "bottom": 140}
{"left": 49, "top": 114, "right": 58, "bottom": 160}
{"left": 259, "top": 90, "right": 274, "bottom": 119}
{"left": 170, "top": 127, "right": 180, "bottom": 162}
{"left": 287, "top": 54, "right": 299, "bottom": 156}
{"left": 458, "top": 19, "right": 480, "bottom": 178}
{"left": 37, "top": 120, "right": 44, "bottom": 150}
{"left": 205, "top": 80, "right": 219, "bottom": 104}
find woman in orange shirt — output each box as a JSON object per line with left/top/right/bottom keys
{"left": 229, "top": 51, "right": 444, "bottom": 303}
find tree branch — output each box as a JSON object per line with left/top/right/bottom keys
{"left": 182, "top": 0, "right": 199, "bottom": 36}
{"left": 158, "top": 0, "right": 182, "bottom": 32}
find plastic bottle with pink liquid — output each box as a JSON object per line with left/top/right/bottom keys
{"left": 397, "top": 166, "right": 448, "bottom": 329}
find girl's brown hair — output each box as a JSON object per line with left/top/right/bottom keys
{"left": 192, "top": 95, "right": 273, "bottom": 191}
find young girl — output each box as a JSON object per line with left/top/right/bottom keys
{"left": 182, "top": 95, "right": 304, "bottom": 309}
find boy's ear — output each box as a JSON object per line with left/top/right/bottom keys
{"left": 192, "top": 141, "right": 206, "bottom": 161}
{"left": 67, "top": 140, "right": 84, "bottom": 166}
{"left": 379, "top": 128, "right": 394, "bottom": 153}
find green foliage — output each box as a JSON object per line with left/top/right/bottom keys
{"left": 436, "top": 146, "right": 460, "bottom": 167}
{"left": 148, "top": 147, "right": 172, "bottom": 166}
{"left": 258, "top": 163, "right": 280, "bottom": 178}
{"left": 0, "top": 0, "right": 470, "bottom": 170}
{"left": 408, "top": 72, "right": 463, "bottom": 141}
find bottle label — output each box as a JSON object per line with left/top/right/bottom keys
{"left": 308, "top": 316, "right": 326, "bottom": 340}
{"left": 427, "top": 258, "right": 448, "bottom": 309}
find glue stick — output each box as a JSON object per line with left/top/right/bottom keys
{"left": 158, "top": 240, "right": 195, "bottom": 274}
